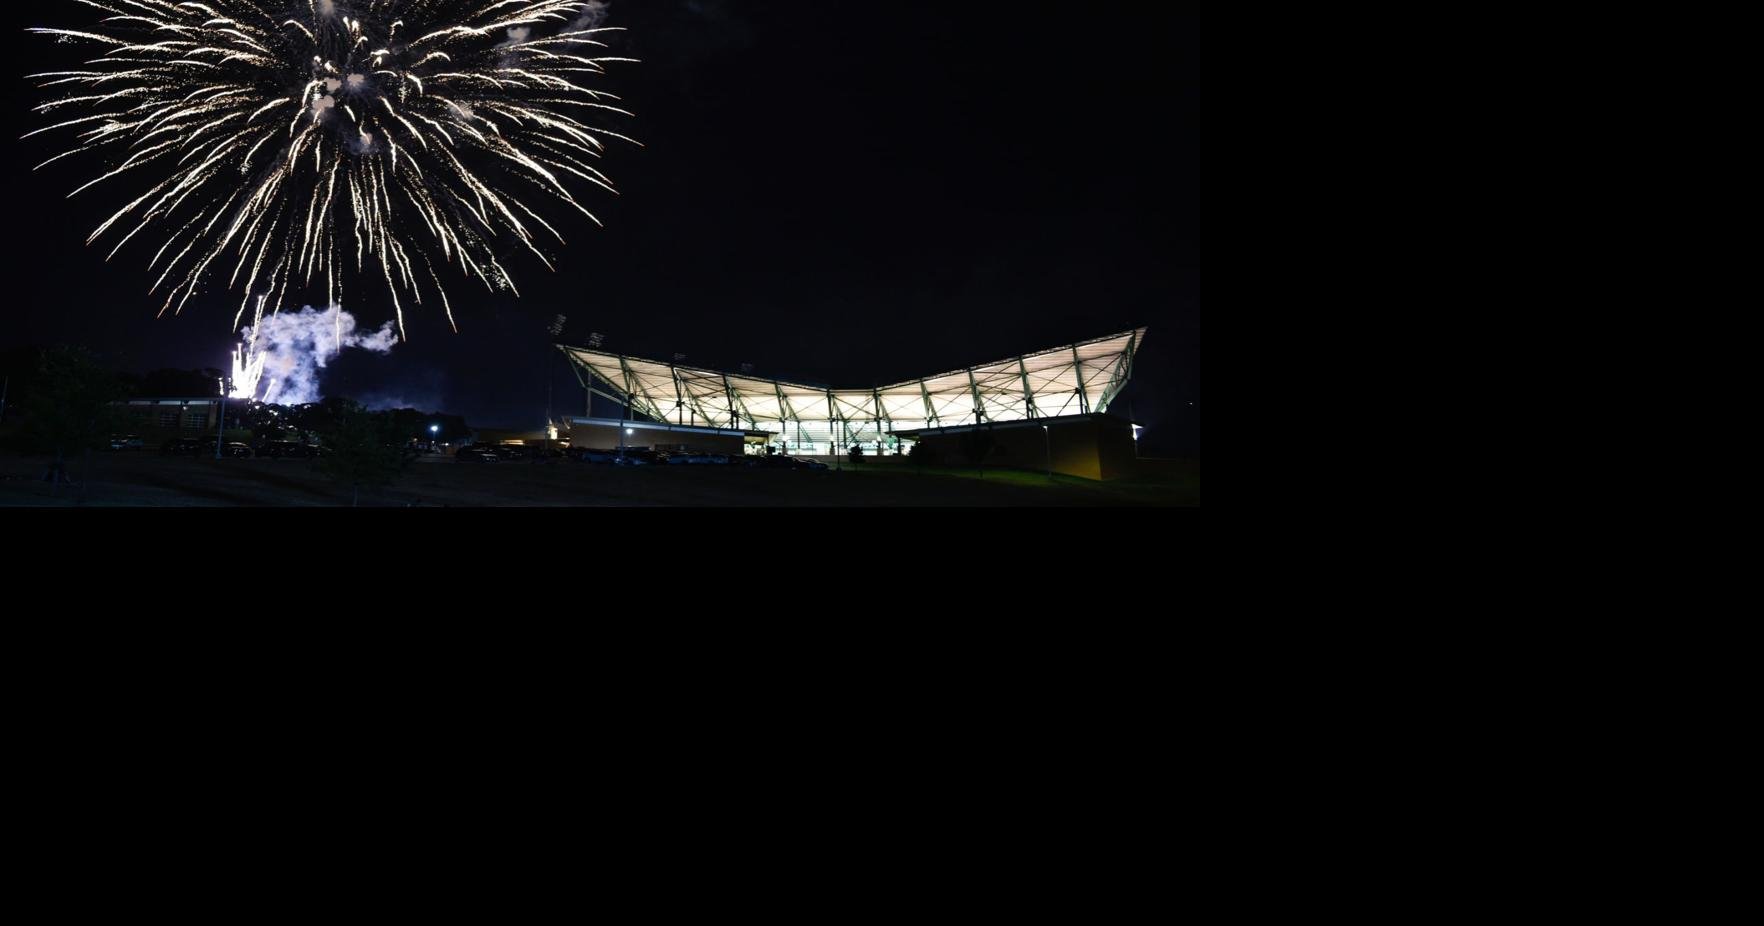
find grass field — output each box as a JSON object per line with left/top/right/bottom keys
{"left": 0, "top": 452, "right": 1199, "bottom": 507}
{"left": 838, "top": 460, "right": 1199, "bottom": 506}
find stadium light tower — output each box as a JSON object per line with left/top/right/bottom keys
{"left": 584, "top": 333, "right": 607, "bottom": 417}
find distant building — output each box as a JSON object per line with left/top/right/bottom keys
{"left": 469, "top": 426, "right": 552, "bottom": 447}
{"left": 565, "top": 418, "right": 755, "bottom": 456}
{"left": 112, "top": 397, "right": 247, "bottom": 442}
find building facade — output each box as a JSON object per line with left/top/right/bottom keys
{"left": 111, "top": 397, "right": 248, "bottom": 443}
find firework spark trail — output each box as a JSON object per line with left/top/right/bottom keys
{"left": 27, "top": 1, "right": 638, "bottom": 341}
{"left": 230, "top": 340, "right": 267, "bottom": 399}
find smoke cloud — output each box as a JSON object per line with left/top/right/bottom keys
{"left": 501, "top": 4, "right": 605, "bottom": 53}
{"left": 236, "top": 306, "right": 398, "bottom": 406}
{"left": 569, "top": 2, "right": 612, "bottom": 31}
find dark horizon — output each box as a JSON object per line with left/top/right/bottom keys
{"left": 3, "top": 2, "right": 1197, "bottom": 455}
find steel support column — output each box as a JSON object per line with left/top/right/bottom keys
{"left": 619, "top": 356, "right": 668, "bottom": 422}
{"left": 967, "top": 367, "right": 986, "bottom": 425}
{"left": 1072, "top": 347, "right": 1090, "bottom": 415}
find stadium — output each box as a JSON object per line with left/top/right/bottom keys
{"left": 559, "top": 328, "right": 1147, "bottom": 479}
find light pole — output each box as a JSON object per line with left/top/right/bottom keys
{"left": 1129, "top": 398, "right": 1141, "bottom": 460}
{"left": 430, "top": 423, "right": 440, "bottom": 453}
{"left": 1042, "top": 424, "right": 1051, "bottom": 480}
{"left": 214, "top": 376, "right": 228, "bottom": 460}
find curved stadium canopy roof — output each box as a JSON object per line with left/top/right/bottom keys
{"left": 560, "top": 328, "right": 1146, "bottom": 447}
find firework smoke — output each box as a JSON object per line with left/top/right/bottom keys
{"left": 571, "top": 2, "right": 613, "bottom": 31}
{"left": 27, "top": 1, "right": 639, "bottom": 340}
{"left": 232, "top": 305, "right": 396, "bottom": 406}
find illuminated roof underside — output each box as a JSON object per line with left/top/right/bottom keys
{"left": 561, "top": 328, "right": 1146, "bottom": 447}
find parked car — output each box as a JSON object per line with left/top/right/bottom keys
{"left": 161, "top": 437, "right": 208, "bottom": 455}
{"left": 192, "top": 438, "right": 254, "bottom": 458}
{"left": 745, "top": 455, "right": 826, "bottom": 470}
{"left": 570, "top": 447, "right": 619, "bottom": 464}
{"left": 613, "top": 449, "right": 665, "bottom": 466}
{"left": 255, "top": 440, "right": 326, "bottom": 459}
{"left": 671, "top": 451, "right": 735, "bottom": 465}
{"left": 455, "top": 446, "right": 501, "bottom": 463}
{"left": 109, "top": 435, "right": 144, "bottom": 451}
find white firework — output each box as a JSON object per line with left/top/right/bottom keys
{"left": 27, "top": 0, "right": 639, "bottom": 340}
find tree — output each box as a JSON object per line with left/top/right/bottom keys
{"left": 313, "top": 400, "right": 409, "bottom": 506}
{"left": 19, "top": 346, "right": 128, "bottom": 497}
{"left": 376, "top": 408, "right": 468, "bottom": 445}
{"left": 243, "top": 403, "right": 296, "bottom": 440}
{"left": 134, "top": 367, "right": 225, "bottom": 396}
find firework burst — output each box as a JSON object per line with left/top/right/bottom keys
{"left": 26, "top": 0, "right": 638, "bottom": 340}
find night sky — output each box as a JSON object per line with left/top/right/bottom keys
{"left": 3, "top": 2, "right": 1198, "bottom": 455}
